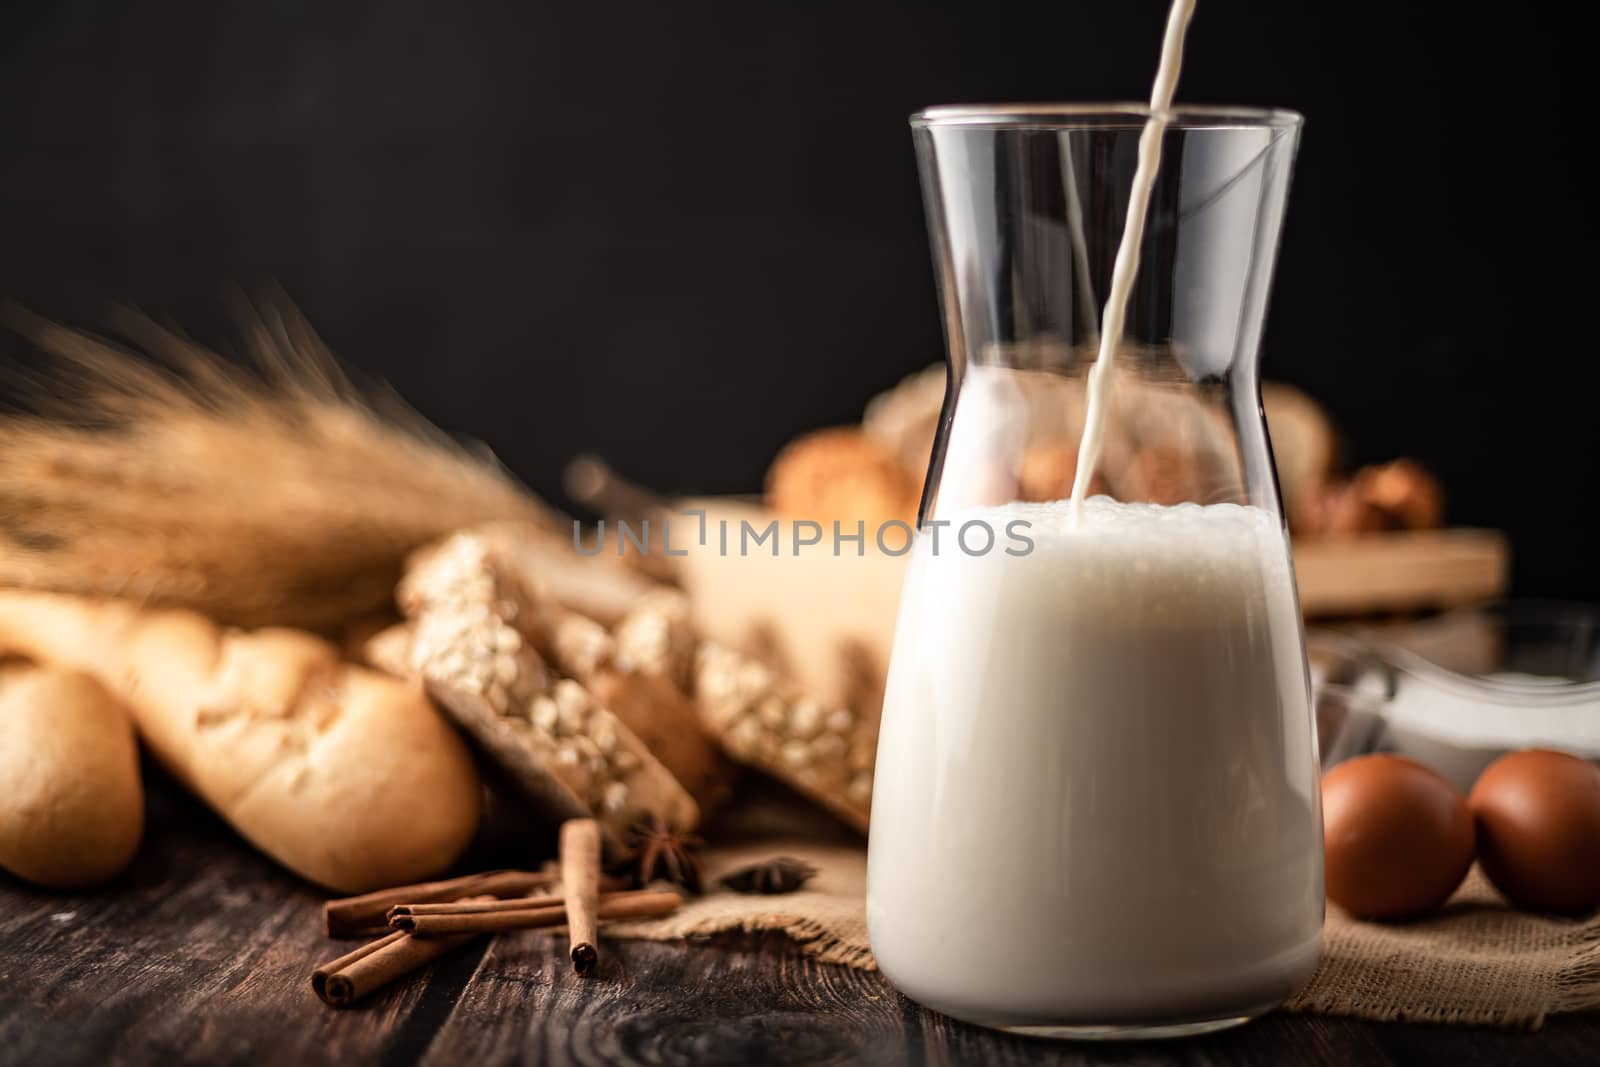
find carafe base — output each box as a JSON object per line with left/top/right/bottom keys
{"left": 944, "top": 1001, "right": 1282, "bottom": 1042}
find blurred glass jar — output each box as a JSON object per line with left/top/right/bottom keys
{"left": 1312, "top": 601, "right": 1600, "bottom": 792}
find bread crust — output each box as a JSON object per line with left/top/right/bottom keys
{"left": 0, "top": 592, "right": 481, "bottom": 892}
{"left": 397, "top": 534, "right": 701, "bottom": 845}
{"left": 766, "top": 427, "right": 920, "bottom": 527}
{"left": 0, "top": 665, "right": 144, "bottom": 888}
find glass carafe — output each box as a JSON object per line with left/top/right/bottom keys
{"left": 866, "top": 106, "right": 1323, "bottom": 1039}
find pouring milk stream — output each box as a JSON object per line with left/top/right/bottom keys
{"left": 1069, "top": 0, "right": 1196, "bottom": 517}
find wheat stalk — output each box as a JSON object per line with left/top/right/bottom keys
{"left": 0, "top": 298, "right": 563, "bottom": 630}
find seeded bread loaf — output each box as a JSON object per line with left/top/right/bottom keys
{"left": 396, "top": 533, "right": 700, "bottom": 842}
{"left": 548, "top": 579, "right": 876, "bottom": 830}
{"left": 0, "top": 664, "right": 144, "bottom": 888}
{"left": 692, "top": 641, "right": 874, "bottom": 831}
{"left": 474, "top": 521, "right": 667, "bottom": 627}
{"left": 543, "top": 593, "right": 732, "bottom": 812}
{"left": 488, "top": 528, "right": 874, "bottom": 830}
{"left": 402, "top": 527, "right": 875, "bottom": 833}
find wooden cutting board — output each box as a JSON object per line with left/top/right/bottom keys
{"left": 1290, "top": 527, "right": 1508, "bottom": 616}
{"left": 668, "top": 500, "right": 1509, "bottom": 709}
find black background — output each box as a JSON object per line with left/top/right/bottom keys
{"left": 1, "top": 1, "right": 1595, "bottom": 597}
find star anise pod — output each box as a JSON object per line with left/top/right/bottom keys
{"left": 611, "top": 814, "right": 704, "bottom": 894}
{"left": 719, "top": 856, "right": 818, "bottom": 895}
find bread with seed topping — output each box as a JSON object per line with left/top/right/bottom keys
{"left": 396, "top": 533, "right": 700, "bottom": 844}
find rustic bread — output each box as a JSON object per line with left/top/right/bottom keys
{"left": 474, "top": 520, "right": 667, "bottom": 627}
{"left": 544, "top": 593, "right": 733, "bottom": 813}
{"left": 692, "top": 641, "right": 874, "bottom": 832}
{"left": 396, "top": 533, "right": 700, "bottom": 844}
{"left": 859, "top": 364, "right": 1337, "bottom": 507}
{"left": 862, "top": 363, "right": 947, "bottom": 476}
{"left": 0, "top": 664, "right": 144, "bottom": 888}
{"left": 406, "top": 528, "right": 873, "bottom": 833}
{"left": 0, "top": 592, "right": 481, "bottom": 892}
{"left": 1261, "top": 382, "right": 1339, "bottom": 503}
{"left": 766, "top": 427, "right": 920, "bottom": 526}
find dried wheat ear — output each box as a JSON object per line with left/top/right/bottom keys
{"left": 0, "top": 300, "right": 563, "bottom": 630}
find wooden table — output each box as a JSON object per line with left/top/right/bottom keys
{"left": 3, "top": 774, "right": 1594, "bottom": 1067}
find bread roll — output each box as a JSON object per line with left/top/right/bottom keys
{"left": 0, "top": 665, "right": 144, "bottom": 888}
{"left": 862, "top": 363, "right": 947, "bottom": 476}
{"left": 0, "top": 592, "right": 481, "bottom": 892}
{"left": 1261, "top": 382, "right": 1338, "bottom": 502}
{"left": 766, "top": 427, "right": 920, "bottom": 527}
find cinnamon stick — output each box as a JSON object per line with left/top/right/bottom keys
{"left": 383, "top": 877, "right": 626, "bottom": 923}
{"left": 311, "top": 930, "right": 406, "bottom": 1000}
{"left": 392, "top": 889, "right": 682, "bottom": 937}
{"left": 313, "top": 930, "right": 478, "bottom": 1007}
{"left": 561, "top": 818, "right": 602, "bottom": 976}
{"left": 323, "top": 869, "right": 552, "bottom": 937}
{"left": 388, "top": 892, "right": 564, "bottom": 920}
{"left": 385, "top": 887, "right": 661, "bottom": 921}
{"left": 312, "top": 895, "right": 495, "bottom": 1008}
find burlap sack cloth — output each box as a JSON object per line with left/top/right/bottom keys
{"left": 612, "top": 802, "right": 1600, "bottom": 1030}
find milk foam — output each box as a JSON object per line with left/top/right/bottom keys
{"left": 993, "top": 497, "right": 1296, "bottom": 613}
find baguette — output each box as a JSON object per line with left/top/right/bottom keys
{"left": 0, "top": 664, "right": 144, "bottom": 888}
{"left": 0, "top": 591, "right": 480, "bottom": 892}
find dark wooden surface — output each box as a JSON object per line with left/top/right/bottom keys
{"left": 2, "top": 774, "right": 1596, "bottom": 1067}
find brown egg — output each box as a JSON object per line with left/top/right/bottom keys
{"left": 1468, "top": 749, "right": 1600, "bottom": 915}
{"left": 1321, "top": 754, "right": 1476, "bottom": 920}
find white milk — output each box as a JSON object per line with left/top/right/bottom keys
{"left": 867, "top": 498, "right": 1323, "bottom": 1029}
